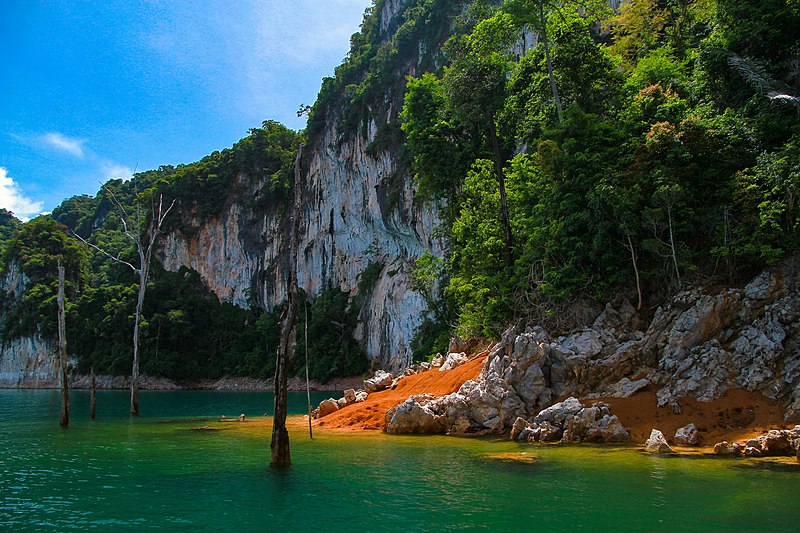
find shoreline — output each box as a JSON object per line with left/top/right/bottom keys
{"left": 0, "top": 374, "right": 363, "bottom": 392}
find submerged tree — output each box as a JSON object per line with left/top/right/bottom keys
{"left": 271, "top": 146, "right": 304, "bottom": 466}
{"left": 74, "top": 184, "right": 174, "bottom": 416}
{"left": 57, "top": 261, "right": 69, "bottom": 428}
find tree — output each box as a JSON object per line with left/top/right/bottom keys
{"left": 74, "top": 183, "right": 174, "bottom": 416}
{"left": 57, "top": 261, "right": 69, "bottom": 428}
{"left": 444, "top": 52, "right": 515, "bottom": 265}
{"left": 271, "top": 146, "right": 303, "bottom": 466}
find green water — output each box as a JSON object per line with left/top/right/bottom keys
{"left": 1, "top": 390, "right": 798, "bottom": 531}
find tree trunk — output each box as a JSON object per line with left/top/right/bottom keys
{"left": 666, "top": 203, "right": 681, "bottom": 289}
{"left": 130, "top": 261, "right": 147, "bottom": 417}
{"left": 489, "top": 120, "right": 514, "bottom": 266}
{"left": 625, "top": 234, "right": 642, "bottom": 311}
{"left": 57, "top": 262, "right": 69, "bottom": 429}
{"left": 90, "top": 368, "right": 97, "bottom": 420}
{"left": 271, "top": 145, "right": 303, "bottom": 467}
{"left": 538, "top": 1, "right": 563, "bottom": 123}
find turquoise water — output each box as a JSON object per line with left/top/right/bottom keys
{"left": 1, "top": 390, "right": 798, "bottom": 531}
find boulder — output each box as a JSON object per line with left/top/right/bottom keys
{"left": 713, "top": 441, "right": 744, "bottom": 456}
{"left": 364, "top": 370, "right": 394, "bottom": 393}
{"left": 535, "top": 420, "right": 563, "bottom": 442}
{"left": 355, "top": 390, "right": 368, "bottom": 403}
{"left": 343, "top": 389, "right": 356, "bottom": 404}
{"left": 674, "top": 423, "right": 700, "bottom": 446}
{"left": 644, "top": 429, "right": 673, "bottom": 453}
{"left": 584, "top": 415, "right": 632, "bottom": 443}
{"left": 385, "top": 396, "right": 445, "bottom": 434}
{"left": 439, "top": 352, "right": 468, "bottom": 372}
{"left": 510, "top": 417, "right": 531, "bottom": 441}
{"left": 317, "top": 399, "right": 340, "bottom": 418}
{"left": 761, "top": 430, "right": 793, "bottom": 455}
{"left": 336, "top": 397, "right": 348, "bottom": 408}
{"left": 430, "top": 354, "right": 445, "bottom": 368}
{"left": 534, "top": 397, "right": 584, "bottom": 426}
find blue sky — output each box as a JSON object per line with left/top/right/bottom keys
{"left": 0, "top": 0, "right": 368, "bottom": 220}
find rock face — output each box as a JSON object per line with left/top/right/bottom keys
{"left": 644, "top": 429, "right": 674, "bottom": 453}
{"left": 0, "top": 261, "right": 58, "bottom": 387}
{"left": 155, "top": 3, "right": 447, "bottom": 373}
{"left": 386, "top": 259, "right": 800, "bottom": 435}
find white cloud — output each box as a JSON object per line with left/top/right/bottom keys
{"left": 0, "top": 168, "right": 45, "bottom": 221}
{"left": 41, "top": 132, "right": 85, "bottom": 157}
{"left": 101, "top": 162, "right": 134, "bottom": 181}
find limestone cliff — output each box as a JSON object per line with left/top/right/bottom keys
{"left": 0, "top": 261, "right": 57, "bottom": 387}
{"left": 157, "top": 0, "right": 448, "bottom": 371}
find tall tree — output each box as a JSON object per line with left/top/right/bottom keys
{"left": 74, "top": 185, "right": 174, "bottom": 416}
{"left": 271, "top": 146, "right": 303, "bottom": 466}
{"left": 57, "top": 261, "right": 69, "bottom": 428}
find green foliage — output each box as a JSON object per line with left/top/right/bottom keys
{"left": 0, "top": 217, "right": 87, "bottom": 339}
{"left": 403, "top": 0, "right": 799, "bottom": 339}
{"left": 297, "top": 288, "right": 369, "bottom": 383}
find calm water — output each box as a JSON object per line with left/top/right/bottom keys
{"left": 1, "top": 390, "right": 798, "bottom": 532}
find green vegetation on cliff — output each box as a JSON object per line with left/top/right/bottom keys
{"left": 401, "top": 0, "right": 800, "bottom": 347}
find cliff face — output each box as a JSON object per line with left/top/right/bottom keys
{"left": 0, "top": 261, "right": 57, "bottom": 386}
{"left": 157, "top": 0, "right": 448, "bottom": 371}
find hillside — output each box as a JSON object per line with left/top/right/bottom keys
{"left": 1, "top": 0, "right": 798, "bottom": 417}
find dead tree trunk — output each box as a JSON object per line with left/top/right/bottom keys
{"left": 57, "top": 261, "right": 69, "bottom": 429}
{"left": 271, "top": 145, "right": 303, "bottom": 466}
{"left": 72, "top": 188, "right": 174, "bottom": 417}
{"left": 538, "top": 0, "right": 563, "bottom": 123}
{"left": 489, "top": 120, "right": 514, "bottom": 266}
{"left": 90, "top": 367, "right": 97, "bottom": 420}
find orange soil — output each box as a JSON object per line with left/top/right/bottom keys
{"left": 316, "top": 354, "right": 791, "bottom": 449}
{"left": 590, "top": 387, "right": 792, "bottom": 447}
{"left": 317, "top": 354, "right": 487, "bottom": 431}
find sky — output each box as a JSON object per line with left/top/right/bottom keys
{"left": 0, "top": 0, "right": 369, "bottom": 220}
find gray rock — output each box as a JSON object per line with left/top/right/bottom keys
{"left": 385, "top": 396, "right": 446, "bottom": 434}
{"left": 439, "top": 352, "right": 468, "bottom": 371}
{"left": 430, "top": 354, "right": 445, "bottom": 368}
{"left": 534, "top": 397, "right": 584, "bottom": 426}
{"left": 607, "top": 377, "right": 650, "bottom": 398}
{"left": 644, "top": 429, "right": 673, "bottom": 453}
{"left": 674, "top": 423, "right": 700, "bottom": 446}
{"left": 355, "top": 390, "right": 368, "bottom": 403}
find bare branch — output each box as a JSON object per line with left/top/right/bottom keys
{"left": 70, "top": 230, "right": 138, "bottom": 273}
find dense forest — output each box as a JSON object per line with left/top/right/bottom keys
{"left": 1, "top": 0, "right": 798, "bottom": 379}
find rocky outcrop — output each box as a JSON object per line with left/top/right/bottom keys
{"left": 510, "top": 398, "right": 631, "bottom": 443}
{"left": 156, "top": 2, "right": 447, "bottom": 373}
{"left": 712, "top": 426, "right": 800, "bottom": 458}
{"left": 0, "top": 261, "right": 59, "bottom": 387}
{"left": 385, "top": 395, "right": 446, "bottom": 434}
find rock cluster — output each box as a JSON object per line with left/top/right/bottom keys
{"left": 364, "top": 370, "right": 394, "bottom": 393}
{"left": 509, "top": 397, "right": 632, "bottom": 444}
{"left": 712, "top": 426, "right": 800, "bottom": 458}
{"left": 314, "top": 388, "right": 369, "bottom": 418}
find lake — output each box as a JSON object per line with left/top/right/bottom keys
{"left": 1, "top": 389, "right": 798, "bottom": 531}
